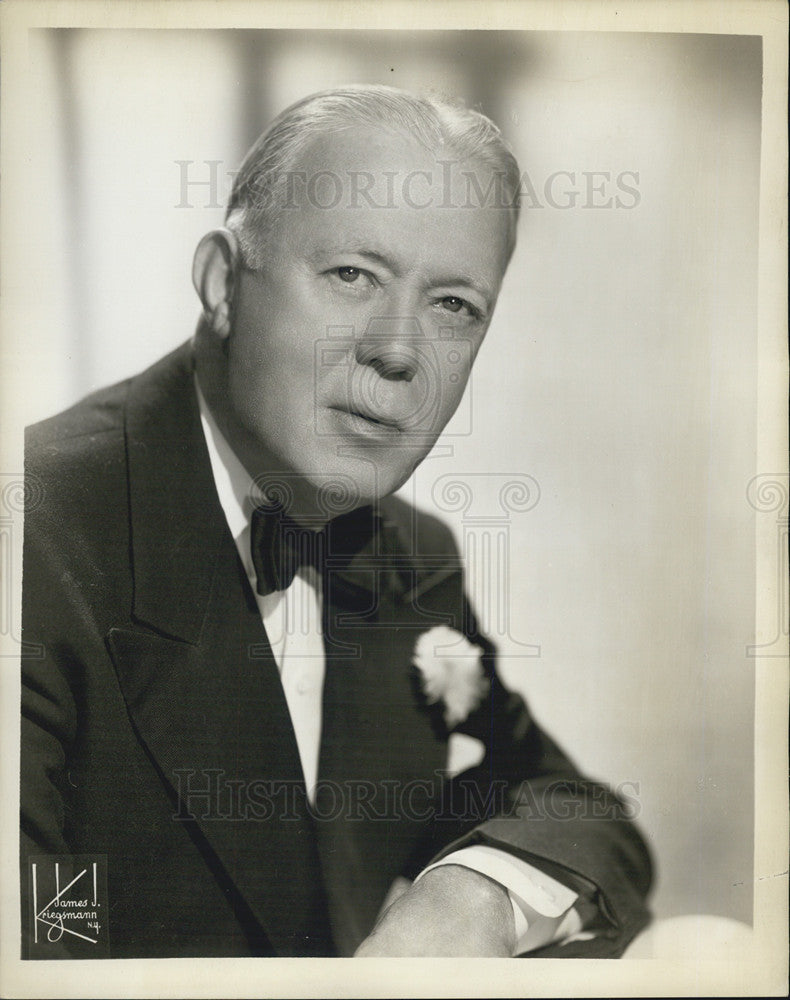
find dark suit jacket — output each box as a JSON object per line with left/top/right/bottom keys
{"left": 21, "top": 342, "right": 652, "bottom": 959}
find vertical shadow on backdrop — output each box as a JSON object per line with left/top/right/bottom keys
{"left": 51, "top": 28, "right": 89, "bottom": 395}
{"left": 230, "top": 29, "right": 541, "bottom": 153}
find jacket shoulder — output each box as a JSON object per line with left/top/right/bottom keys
{"left": 26, "top": 378, "right": 129, "bottom": 451}
{"left": 25, "top": 379, "right": 134, "bottom": 508}
{"left": 25, "top": 342, "right": 194, "bottom": 478}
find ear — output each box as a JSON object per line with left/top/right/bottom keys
{"left": 192, "top": 228, "right": 241, "bottom": 339}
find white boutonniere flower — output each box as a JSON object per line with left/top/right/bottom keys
{"left": 412, "top": 627, "right": 490, "bottom": 728}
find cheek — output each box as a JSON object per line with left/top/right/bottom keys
{"left": 230, "top": 302, "right": 317, "bottom": 404}
{"left": 434, "top": 360, "right": 474, "bottom": 421}
{"left": 225, "top": 331, "right": 286, "bottom": 432}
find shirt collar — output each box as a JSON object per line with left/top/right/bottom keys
{"left": 194, "top": 373, "right": 260, "bottom": 570}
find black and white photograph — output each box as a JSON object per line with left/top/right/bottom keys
{"left": 1, "top": 1, "right": 787, "bottom": 997}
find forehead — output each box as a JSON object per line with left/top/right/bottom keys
{"left": 275, "top": 124, "right": 512, "bottom": 283}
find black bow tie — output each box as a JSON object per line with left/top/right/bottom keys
{"left": 250, "top": 504, "right": 380, "bottom": 597}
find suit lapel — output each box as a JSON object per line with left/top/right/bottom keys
{"left": 124, "top": 343, "right": 224, "bottom": 644}
{"left": 109, "top": 343, "right": 333, "bottom": 955}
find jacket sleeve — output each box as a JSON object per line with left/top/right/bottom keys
{"left": 19, "top": 506, "right": 84, "bottom": 957}
{"left": 405, "top": 512, "right": 654, "bottom": 958}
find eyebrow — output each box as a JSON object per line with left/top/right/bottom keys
{"left": 310, "top": 242, "right": 395, "bottom": 267}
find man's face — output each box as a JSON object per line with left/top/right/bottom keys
{"left": 224, "top": 125, "right": 512, "bottom": 510}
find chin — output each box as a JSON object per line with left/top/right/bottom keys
{"left": 308, "top": 459, "right": 413, "bottom": 514}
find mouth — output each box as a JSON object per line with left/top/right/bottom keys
{"left": 328, "top": 406, "right": 403, "bottom": 437}
{"left": 350, "top": 407, "right": 400, "bottom": 428}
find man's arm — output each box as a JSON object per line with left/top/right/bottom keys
{"left": 361, "top": 509, "right": 653, "bottom": 957}
{"left": 19, "top": 507, "right": 83, "bottom": 957}
{"left": 430, "top": 624, "right": 654, "bottom": 957}
{"left": 356, "top": 705, "right": 652, "bottom": 957}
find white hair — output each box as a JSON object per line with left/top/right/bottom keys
{"left": 226, "top": 84, "right": 522, "bottom": 267}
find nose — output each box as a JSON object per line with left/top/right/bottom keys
{"left": 354, "top": 315, "right": 424, "bottom": 382}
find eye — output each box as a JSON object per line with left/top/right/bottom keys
{"left": 439, "top": 295, "right": 482, "bottom": 320}
{"left": 442, "top": 296, "right": 464, "bottom": 313}
{"left": 328, "top": 265, "right": 378, "bottom": 297}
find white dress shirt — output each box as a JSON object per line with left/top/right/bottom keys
{"left": 195, "top": 378, "right": 584, "bottom": 954}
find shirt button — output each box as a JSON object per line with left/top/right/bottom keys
{"left": 297, "top": 676, "right": 310, "bottom": 694}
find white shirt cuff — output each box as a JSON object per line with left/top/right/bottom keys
{"left": 415, "top": 844, "right": 583, "bottom": 955}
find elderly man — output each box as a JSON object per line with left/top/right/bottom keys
{"left": 21, "top": 85, "right": 651, "bottom": 959}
